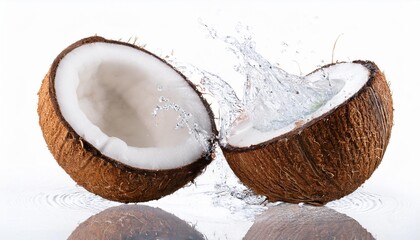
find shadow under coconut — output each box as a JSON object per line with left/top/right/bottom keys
{"left": 68, "top": 204, "right": 205, "bottom": 240}
{"left": 244, "top": 203, "right": 375, "bottom": 240}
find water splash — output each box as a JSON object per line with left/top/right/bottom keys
{"left": 196, "top": 23, "right": 345, "bottom": 144}
{"left": 156, "top": 23, "right": 345, "bottom": 147}
{"left": 209, "top": 146, "right": 267, "bottom": 220}
{"left": 152, "top": 95, "right": 213, "bottom": 152}
{"left": 181, "top": 66, "right": 244, "bottom": 146}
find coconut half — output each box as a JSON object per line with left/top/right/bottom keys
{"left": 38, "top": 36, "right": 215, "bottom": 202}
{"left": 222, "top": 61, "right": 393, "bottom": 205}
{"left": 244, "top": 204, "right": 374, "bottom": 239}
{"left": 68, "top": 205, "right": 205, "bottom": 239}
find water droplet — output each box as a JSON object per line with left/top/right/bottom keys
{"left": 159, "top": 96, "right": 168, "bottom": 102}
{"left": 173, "top": 104, "right": 180, "bottom": 112}
{"left": 153, "top": 96, "right": 212, "bottom": 151}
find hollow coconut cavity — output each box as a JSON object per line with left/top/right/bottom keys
{"left": 38, "top": 36, "right": 215, "bottom": 202}
{"left": 222, "top": 61, "right": 393, "bottom": 205}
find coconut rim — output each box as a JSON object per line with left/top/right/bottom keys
{"left": 223, "top": 60, "right": 381, "bottom": 152}
{"left": 47, "top": 36, "right": 217, "bottom": 171}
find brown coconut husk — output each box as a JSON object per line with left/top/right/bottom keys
{"left": 38, "top": 36, "right": 216, "bottom": 203}
{"left": 222, "top": 61, "right": 393, "bottom": 205}
{"left": 68, "top": 204, "right": 205, "bottom": 240}
{"left": 244, "top": 203, "right": 375, "bottom": 240}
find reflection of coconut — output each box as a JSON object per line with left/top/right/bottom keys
{"left": 68, "top": 205, "right": 205, "bottom": 240}
{"left": 245, "top": 204, "right": 375, "bottom": 240}
{"left": 38, "top": 36, "right": 215, "bottom": 202}
{"left": 223, "top": 61, "right": 393, "bottom": 205}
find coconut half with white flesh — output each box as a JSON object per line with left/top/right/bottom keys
{"left": 222, "top": 61, "right": 393, "bottom": 205}
{"left": 38, "top": 36, "right": 215, "bottom": 202}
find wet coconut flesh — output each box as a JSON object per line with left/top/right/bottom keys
{"left": 199, "top": 30, "right": 393, "bottom": 205}
{"left": 38, "top": 36, "right": 215, "bottom": 202}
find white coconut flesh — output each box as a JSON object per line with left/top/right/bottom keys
{"left": 227, "top": 63, "right": 370, "bottom": 147}
{"left": 54, "top": 42, "right": 213, "bottom": 170}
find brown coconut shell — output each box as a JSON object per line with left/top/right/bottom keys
{"left": 222, "top": 61, "right": 393, "bottom": 205}
{"left": 38, "top": 36, "right": 216, "bottom": 203}
{"left": 244, "top": 204, "right": 375, "bottom": 240}
{"left": 68, "top": 204, "right": 205, "bottom": 240}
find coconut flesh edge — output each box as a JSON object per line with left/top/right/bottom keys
{"left": 54, "top": 42, "right": 213, "bottom": 170}
{"left": 227, "top": 62, "right": 370, "bottom": 147}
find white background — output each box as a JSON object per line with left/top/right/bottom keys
{"left": 1, "top": 1, "right": 420, "bottom": 239}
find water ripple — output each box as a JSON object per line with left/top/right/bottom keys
{"left": 31, "top": 186, "right": 117, "bottom": 212}
{"left": 327, "top": 190, "right": 401, "bottom": 214}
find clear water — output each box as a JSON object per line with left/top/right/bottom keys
{"left": 195, "top": 24, "right": 345, "bottom": 145}
{"left": 209, "top": 146, "right": 267, "bottom": 220}
{"left": 182, "top": 66, "right": 244, "bottom": 146}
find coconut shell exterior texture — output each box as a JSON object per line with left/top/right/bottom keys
{"left": 38, "top": 36, "right": 214, "bottom": 203}
{"left": 244, "top": 204, "right": 374, "bottom": 240}
{"left": 68, "top": 205, "right": 205, "bottom": 240}
{"left": 223, "top": 61, "right": 393, "bottom": 205}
